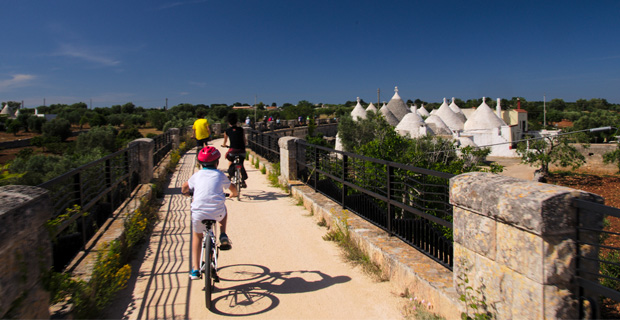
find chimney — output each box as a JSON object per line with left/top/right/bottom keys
{"left": 497, "top": 98, "right": 502, "bottom": 118}
{"left": 517, "top": 98, "right": 521, "bottom": 110}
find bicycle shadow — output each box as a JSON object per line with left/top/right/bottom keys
{"left": 210, "top": 264, "right": 351, "bottom": 316}
{"left": 239, "top": 190, "right": 291, "bottom": 202}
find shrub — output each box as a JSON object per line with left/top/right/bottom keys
{"left": 116, "top": 127, "right": 143, "bottom": 147}
{"left": 42, "top": 118, "right": 72, "bottom": 141}
{"left": 27, "top": 116, "right": 46, "bottom": 133}
{"left": 76, "top": 126, "right": 118, "bottom": 154}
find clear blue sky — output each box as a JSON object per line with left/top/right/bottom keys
{"left": 2, "top": 0, "right": 620, "bottom": 108}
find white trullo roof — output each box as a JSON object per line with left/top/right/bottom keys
{"left": 417, "top": 104, "right": 430, "bottom": 117}
{"left": 449, "top": 97, "right": 467, "bottom": 121}
{"left": 386, "top": 86, "right": 411, "bottom": 122}
{"left": 1, "top": 104, "right": 10, "bottom": 115}
{"left": 366, "top": 102, "right": 377, "bottom": 113}
{"left": 396, "top": 112, "right": 429, "bottom": 138}
{"left": 350, "top": 97, "right": 367, "bottom": 121}
{"left": 425, "top": 114, "right": 452, "bottom": 136}
{"left": 435, "top": 98, "right": 464, "bottom": 131}
{"left": 464, "top": 97, "right": 507, "bottom": 130}
{"left": 410, "top": 104, "right": 417, "bottom": 114}
{"left": 379, "top": 102, "right": 400, "bottom": 126}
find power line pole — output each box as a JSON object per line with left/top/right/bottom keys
{"left": 377, "top": 88, "right": 380, "bottom": 105}
{"left": 543, "top": 94, "right": 546, "bottom": 128}
{"left": 254, "top": 94, "right": 257, "bottom": 126}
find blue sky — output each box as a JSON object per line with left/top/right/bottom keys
{"left": 2, "top": 0, "right": 620, "bottom": 108}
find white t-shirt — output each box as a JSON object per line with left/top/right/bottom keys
{"left": 187, "top": 168, "right": 230, "bottom": 225}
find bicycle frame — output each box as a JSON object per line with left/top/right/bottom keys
{"left": 200, "top": 219, "right": 219, "bottom": 310}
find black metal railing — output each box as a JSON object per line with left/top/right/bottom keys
{"left": 248, "top": 129, "right": 280, "bottom": 163}
{"left": 575, "top": 199, "right": 620, "bottom": 319}
{"left": 39, "top": 145, "right": 140, "bottom": 270}
{"left": 153, "top": 130, "right": 172, "bottom": 165}
{"left": 296, "top": 140, "right": 455, "bottom": 270}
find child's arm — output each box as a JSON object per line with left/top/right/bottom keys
{"left": 181, "top": 181, "right": 191, "bottom": 196}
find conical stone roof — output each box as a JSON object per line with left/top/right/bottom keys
{"left": 366, "top": 102, "right": 377, "bottom": 114}
{"left": 425, "top": 114, "right": 452, "bottom": 135}
{"left": 464, "top": 97, "right": 507, "bottom": 130}
{"left": 417, "top": 105, "right": 430, "bottom": 117}
{"left": 379, "top": 103, "right": 399, "bottom": 126}
{"left": 396, "top": 112, "right": 429, "bottom": 138}
{"left": 449, "top": 97, "right": 467, "bottom": 122}
{"left": 1, "top": 104, "right": 10, "bottom": 115}
{"left": 386, "top": 86, "right": 410, "bottom": 122}
{"left": 435, "top": 98, "right": 464, "bottom": 131}
{"left": 350, "top": 97, "right": 367, "bottom": 121}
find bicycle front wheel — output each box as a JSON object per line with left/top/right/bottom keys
{"left": 204, "top": 239, "right": 214, "bottom": 310}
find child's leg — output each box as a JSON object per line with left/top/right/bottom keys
{"left": 218, "top": 214, "right": 228, "bottom": 235}
{"left": 192, "top": 231, "right": 203, "bottom": 270}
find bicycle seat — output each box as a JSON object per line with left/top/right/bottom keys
{"left": 201, "top": 219, "right": 216, "bottom": 227}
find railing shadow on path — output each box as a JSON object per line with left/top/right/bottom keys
{"left": 103, "top": 149, "right": 198, "bottom": 320}
{"left": 209, "top": 264, "right": 351, "bottom": 317}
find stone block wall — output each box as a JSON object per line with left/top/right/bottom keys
{"left": 0, "top": 185, "right": 52, "bottom": 319}
{"left": 451, "top": 172, "right": 604, "bottom": 319}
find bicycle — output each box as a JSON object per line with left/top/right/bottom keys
{"left": 199, "top": 218, "right": 220, "bottom": 310}
{"left": 222, "top": 146, "right": 246, "bottom": 201}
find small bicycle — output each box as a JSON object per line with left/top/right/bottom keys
{"left": 222, "top": 146, "right": 246, "bottom": 201}
{"left": 199, "top": 218, "right": 219, "bottom": 310}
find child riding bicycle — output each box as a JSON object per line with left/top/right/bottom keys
{"left": 221, "top": 112, "right": 248, "bottom": 188}
{"left": 181, "top": 146, "right": 238, "bottom": 280}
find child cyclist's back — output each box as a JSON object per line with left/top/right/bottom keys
{"left": 182, "top": 146, "right": 238, "bottom": 280}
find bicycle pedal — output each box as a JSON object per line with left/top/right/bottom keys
{"left": 219, "top": 244, "right": 232, "bottom": 251}
{"left": 213, "top": 274, "right": 220, "bottom": 283}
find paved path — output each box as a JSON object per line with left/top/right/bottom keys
{"left": 105, "top": 138, "right": 405, "bottom": 319}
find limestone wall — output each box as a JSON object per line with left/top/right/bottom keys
{"left": 0, "top": 186, "right": 52, "bottom": 319}
{"left": 451, "top": 172, "right": 604, "bottom": 319}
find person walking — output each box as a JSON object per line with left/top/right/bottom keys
{"left": 192, "top": 110, "right": 211, "bottom": 149}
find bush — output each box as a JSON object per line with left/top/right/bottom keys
{"left": 117, "top": 127, "right": 143, "bottom": 147}
{"left": 42, "top": 118, "right": 72, "bottom": 141}
{"left": 76, "top": 126, "right": 118, "bottom": 154}
{"left": 27, "top": 116, "right": 46, "bottom": 133}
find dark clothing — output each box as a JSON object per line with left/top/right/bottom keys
{"left": 225, "top": 126, "right": 245, "bottom": 150}
{"left": 196, "top": 137, "right": 209, "bottom": 149}
{"left": 225, "top": 126, "right": 248, "bottom": 181}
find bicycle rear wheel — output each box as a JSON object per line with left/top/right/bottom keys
{"left": 235, "top": 167, "right": 242, "bottom": 200}
{"left": 204, "top": 238, "right": 214, "bottom": 310}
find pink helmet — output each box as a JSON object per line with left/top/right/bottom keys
{"left": 197, "top": 146, "right": 221, "bottom": 163}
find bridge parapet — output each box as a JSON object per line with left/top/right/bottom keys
{"left": 0, "top": 185, "right": 52, "bottom": 319}
{"left": 451, "top": 172, "right": 603, "bottom": 319}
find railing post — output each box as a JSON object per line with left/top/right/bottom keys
{"left": 342, "top": 154, "right": 347, "bottom": 209}
{"left": 387, "top": 164, "right": 394, "bottom": 236}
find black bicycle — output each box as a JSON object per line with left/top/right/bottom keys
{"left": 222, "top": 146, "right": 246, "bottom": 201}
{"left": 199, "top": 219, "right": 219, "bottom": 310}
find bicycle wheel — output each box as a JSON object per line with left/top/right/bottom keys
{"left": 235, "top": 167, "right": 242, "bottom": 200}
{"left": 204, "top": 238, "right": 214, "bottom": 310}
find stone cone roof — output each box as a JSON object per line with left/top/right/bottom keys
{"left": 436, "top": 98, "right": 464, "bottom": 131}
{"left": 366, "top": 102, "right": 377, "bottom": 114}
{"left": 417, "top": 105, "right": 430, "bottom": 117}
{"left": 379, "top": 103, "right": 400, "bottom": 126}
{"left": 425, "top": 114, "right": 452, "bottom": 135}
{"left": 464, "top": 97, "right": 507, "bottom": 130}
{"left": 1, "top": 104, "right": 10, "bottom": 115}
{"left": 386, "top": 86, "right": 410, "bottom": 122}
{"left": 396, "top": 112, "right": 430, "bottom": 138}
{"left": 449, "top": 97, "right": 467, "bottom": 122}
{"left": 350, "top": 97, "right": 367, "bottom": 121}
{"left": 457, "top": 136, "right": 477, "bottom": 147}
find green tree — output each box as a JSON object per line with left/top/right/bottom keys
{"left": 516, "top": 133, "right": 587, "bottom": 182}
{"left": 42, "top": 118, "right": 72, "bottom": 141}
{"left": 76, "top": 126, "right": 117, "bottom": 153}
{"left": 603, "top": 143, "right": 620, "bottom": 174}
{"left": 27, "top": 116, "right": 46, "bottom": 133}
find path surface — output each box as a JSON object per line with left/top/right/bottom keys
{"left": 104, "top": 138, "right": 405, "bottom": 319}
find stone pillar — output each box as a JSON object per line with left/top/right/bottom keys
{"left": 212, "top": 123, "right": 222, "bottom": 136}
{"left": 450, "top": 172, "right": 604, "bottom": 320}
{"left": 279, "top": 137, "right": 302, "bottom": 181}
{"left": 129, "top": 138, "right": 154, "bottom": 184}
{"left": 0, "top": 186, "right": 52, "bottom": 319}
{"left": 170, "top": 128, "right": 180, "bottom": 150}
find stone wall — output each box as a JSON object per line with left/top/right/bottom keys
{"left": 450, "top": 172, "right": 603, "bottom": 319}
{"left": 0, "top": 185, "right": 52, "bottom": 319}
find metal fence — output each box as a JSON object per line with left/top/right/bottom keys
{"left": 295, "top": 140, "right": 455, "bottom": 269}
{"left": 575, "top": 199, "right": 620, "bottom": 319}
{"left": 38, "top": 145, "right": 140, "bottom": 270}
{"left": 247, "top": 129, "right": 281, "bottom": 163}
{"left": 153, "top": 130, "right": 172, "bottom": 165}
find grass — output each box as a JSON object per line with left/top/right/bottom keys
{"left": 321, "top": 211, "right": 387, "bottom": 281}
